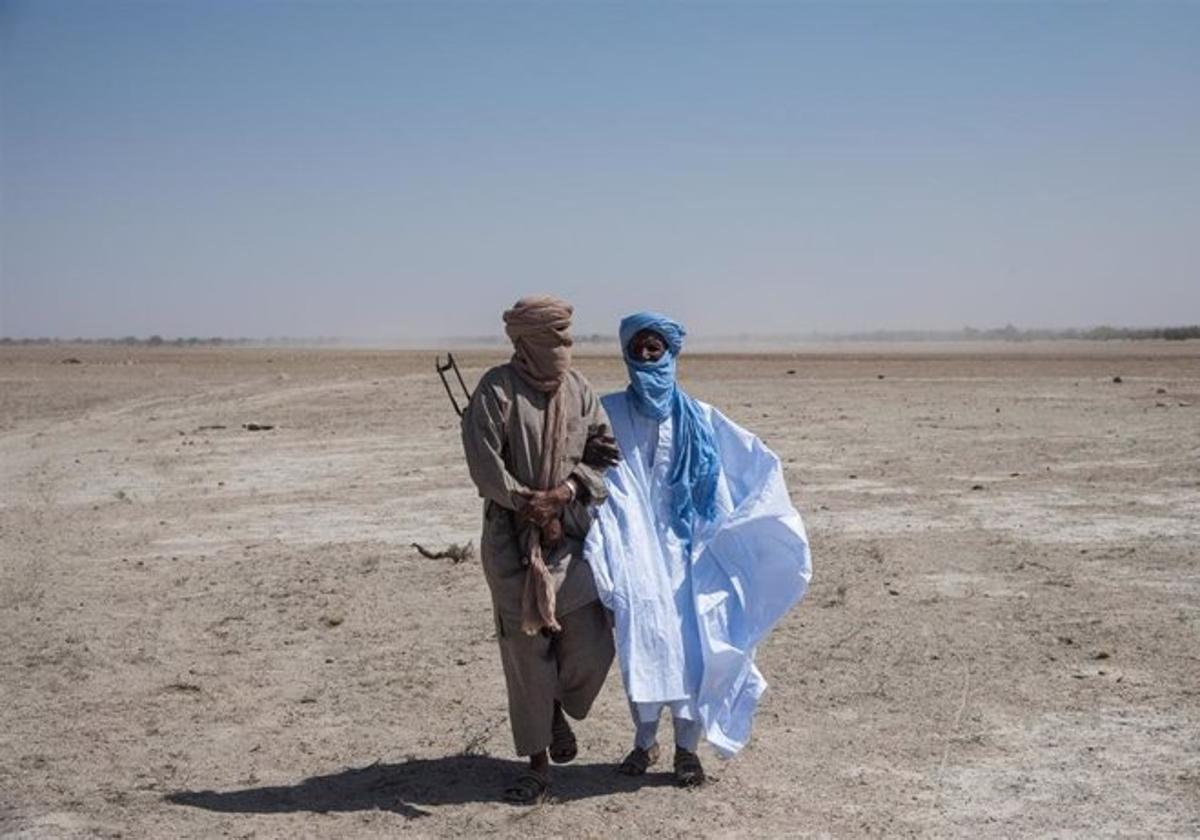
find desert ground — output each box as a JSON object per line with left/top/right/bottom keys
{"left": 1, "top": 342, "right": 1198, "bottom": 839}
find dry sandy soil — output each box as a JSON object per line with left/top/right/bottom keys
{"left": 2, "top": 342, "right": 1198, "bottom": 839}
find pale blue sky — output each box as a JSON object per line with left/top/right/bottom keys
{"left": 2, "top": 1, "right": 1198, "bottom": 339}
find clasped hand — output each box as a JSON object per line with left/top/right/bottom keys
{"left": 514, "top": 426, "right": 620, "bottom": 548}
{"left": 517, "top": 483, "right": 573, "bottom": 547}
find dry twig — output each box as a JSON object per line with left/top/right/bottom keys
{"left": 411, "top": 541, "right": 474, "bottom": 563}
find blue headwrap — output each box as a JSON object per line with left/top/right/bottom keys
{"left": 619, "top": 312, "right": 720, "bottom": 537}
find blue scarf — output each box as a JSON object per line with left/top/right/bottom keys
{"left": 619, "top": 312, "right": 720, "bottom": 537}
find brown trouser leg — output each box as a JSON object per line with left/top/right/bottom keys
{"left": 497, "top": 601, "right": 615, "bottom": 756}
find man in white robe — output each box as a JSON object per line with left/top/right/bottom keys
{"left": 585, "top": 312, "right": 812, "bottom": 785}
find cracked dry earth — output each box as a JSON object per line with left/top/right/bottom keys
{"left": 1, "top": 342, "right": 1198, "bottom": 838}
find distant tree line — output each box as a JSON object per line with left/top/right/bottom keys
{"left": 0, "top": 335, "right": 343, "bottom": 346}
{"left": 811, "top": 325, "right": 1200, "bottom": 342}
{"left": 1, "top": 326, "right": 1197, "bottom": 345}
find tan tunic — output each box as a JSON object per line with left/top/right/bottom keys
{"left": 461, "top": 363, "right": 610, "bottom": 628}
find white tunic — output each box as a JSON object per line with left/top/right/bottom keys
{"left": 586, "top": 391, "right": 812, "bottom": 756}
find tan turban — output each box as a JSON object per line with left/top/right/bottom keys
{"left": 501, "top": 295, "right": 575, "bottom": 634}
{"left": 502, "top": 295, "right": 574, "bottom": 394}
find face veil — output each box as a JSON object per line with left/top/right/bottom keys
{"left": 618, "top": 311, "right": 720, "bottom": 537}
{"left": 504, "top": 296, "right": 574, "bottom": 393}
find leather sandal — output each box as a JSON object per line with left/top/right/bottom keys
{"left": 673, "top": 747, "right": 706, "bottom": 787}
{"left": 503, "top": 769, "right": 549, "bottom": 805}
{"left": 617, "top": 743, "right": 660, "bottom": 776}
{"left": 549, "top": 716, "right": 578, "bottom": 764}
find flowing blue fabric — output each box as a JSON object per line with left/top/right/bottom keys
{"left": 618, "top": 312, "right": 720, "bottom": 536}
{"left": 586, "top": 395, "right": 812, "bottom": 756}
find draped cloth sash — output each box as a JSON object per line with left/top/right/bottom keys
{"left": 503, "top": 295, "right": 574, "bottom": 635}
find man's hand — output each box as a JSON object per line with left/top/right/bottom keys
{"left": 518, "top": 483, "right": 573, "bottom": 529}
{"left": 583, "top": 433, "right": 621, "bottom": 469}
{"left": 541, "top": 517, "right": 564, "bottom": 548}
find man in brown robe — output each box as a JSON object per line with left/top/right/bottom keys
{"left": 460, "top": 295, "right": 619, "bottom": 804}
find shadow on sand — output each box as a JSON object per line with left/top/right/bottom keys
{"left": 166, "top": 754, "right": 674, "bottom": 819}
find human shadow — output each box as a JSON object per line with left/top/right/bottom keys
{"left": 165, "top": 753, "right": 674, "bottom": 819}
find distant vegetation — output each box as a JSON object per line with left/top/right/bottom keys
{"left": 0, "top": 335, "right": 342, "bottom": 346}
{"left": 1, "top": 326, "right": 1198, "bottom": 345}
{"left": 804, "top": 325, "right": 1200, "bottom": 342}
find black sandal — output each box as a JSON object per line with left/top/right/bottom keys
{"left": 549, "top": 715, "right": 578, "bottom": 764}
{"left": 673, "top": 747, "right": 706, "bottom": 787}
{"left": 503, "top": 769, "right": 548, "bottom": 805}
{"left": 617, "top": 743, "right": 660, "bottom": 776}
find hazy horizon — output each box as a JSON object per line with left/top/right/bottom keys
{"left": 6, "top": 323, "right": 1200, "bottom": 348}
{"left": 3, "top": 2, "right": 1198, "bottom": 339}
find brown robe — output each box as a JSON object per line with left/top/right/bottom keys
{"left": 461, "top": 362, "right": 615, "bottom": 755}
{"left": 463, "top": 363, "right": 611, "bottom": 624}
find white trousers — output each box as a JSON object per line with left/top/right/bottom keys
{"left": 630, "top": 700, "right": 702, "bottom": 751}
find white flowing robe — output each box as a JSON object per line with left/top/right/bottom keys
{"left": 586, "top": 391, "right": 812, "bottom": 756}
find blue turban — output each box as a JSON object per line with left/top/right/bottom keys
{"left": 619, "top": 312, "right": 720, "bottom": 536}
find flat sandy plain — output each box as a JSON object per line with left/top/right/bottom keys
{"left": 2, "top": 342, "right": 1198, "bottom": 839}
